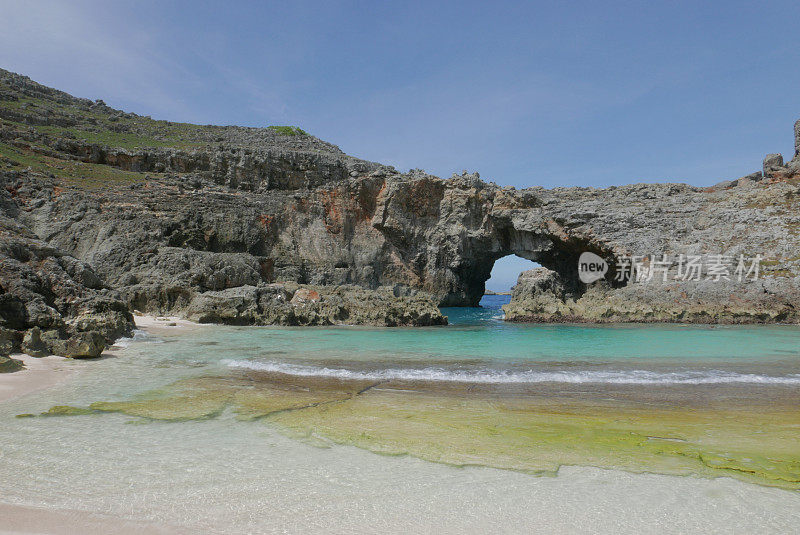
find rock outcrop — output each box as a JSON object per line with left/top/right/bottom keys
{"left": 0, "top": 204, "right": 134, "bottom": 358}
{"left": 1, "top": 67, "right": 800, "bottom": 336}
{"left": 0, "top": 354, "right": 22, "bottom": 372}
{"left": 184, "top": 283, "right": 445, "bottom": 327}
{"left": 502, "top": 267, "right": 798, "bottom": 324}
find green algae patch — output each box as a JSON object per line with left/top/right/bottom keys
{"left": 47, "top": 373, "right": 380, "bottom": 423}
{"left": 265, "top": 386, "right": 800, "bottom": 490}
{"left": 38, "top": 372, "right": 800, "bottom": 490}
{"left": 88, "top": 377, "right": 238, "bottom": 421}
{"left": 40, "top": 405, "right": 95, "bottom": 417}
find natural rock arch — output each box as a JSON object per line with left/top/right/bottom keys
{"left": 432, "top": 225, "right": 623, "bottom": 307}
{"left": 372, "top": 173, "right": 623, "bottom": 307}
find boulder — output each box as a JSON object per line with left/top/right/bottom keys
{"left": 511, "top": 268, "right": 567, "bottom": 300}
{"left": 63, "top": 331, "right": 106, "bottom": 358}
{"left": 763, "top": 153, "right": 784, "bottom": 177}
{"left": 0, "top": 355, "right": 23, "bottom": 373}
{"left": 184, "top": 284, "right": 446, "bottom": 326}
{"left": 502, "top": 269, "right": 574, "bottom": 322}
{"left": 184, "top": 285, "right": 262, "bottom": 325}
{"left": 0, "top": 326, "right": 21, "bottom": 356}
{"left": 22, "top": 327, "right": 49, "bottom": 357}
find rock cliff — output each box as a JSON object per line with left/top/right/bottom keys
{"left": 2, "top": 67, "right": 800, "bottom": 363}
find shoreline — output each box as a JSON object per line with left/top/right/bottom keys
{"left": 1, "top": 318, "right": 798, "bottom": 532}
{"left": 0, "top": 315, "right": 207, "bottom": 535}
{"left": 0, "top": 315, "right": 203, "bottom": 406}
{"left": 0, "top": 354, "right": 78, "bottom": 404}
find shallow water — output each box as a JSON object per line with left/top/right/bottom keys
{"left": 2, "top": 295, "right": 800, "bottom": 533}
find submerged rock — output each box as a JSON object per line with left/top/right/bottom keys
{"left": 40, "top": 405, "right": 95, "bottom": 416}
{"left": 40, "top": 370, "right": 800, "bottom": 490}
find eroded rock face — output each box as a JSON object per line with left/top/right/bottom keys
{"left": 0, "top": 187, "right": 134, "bottom": 358}
{"left": 2, "top": 67, "right": 800, "bottom": 327}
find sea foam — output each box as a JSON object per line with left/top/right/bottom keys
{"left": 224, "top": 360, "right": 800, "bottom": 385}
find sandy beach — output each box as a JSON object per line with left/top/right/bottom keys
{"left": 129, "top": 313, "right": 202, "bottom": 336}
{"left": 0, "top": 503, "right": 191, "bottom": 535}
{"left": 0, "top": 354, "right": 77, "bottom": 404}
{"left": 0, "top": 315, "right": 205, "bottom": 535}
{"left": 0, "top": 315, "right": 201, "bottom": 406}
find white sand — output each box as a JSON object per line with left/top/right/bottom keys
{"left": 130, "top": 313, "right": 202, "bottom": 337}
{"left": 0, "top": 354, "right": 76, "bottom": 404}
{"left": 0, "top": 315, "right": 204, "bottom": 405}
{"left": 0, "top": 503, "right": 190, "bottom": 535}
{"left": 0, "top": 316, "right": 207, "bottom": 534}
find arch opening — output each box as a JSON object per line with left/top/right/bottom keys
{"left": 484, "top": 255, "right": 541, "bottom": 295}
{"left": 455, "top": 234, "right": 626, "bottom": 307}
{"left": 434, "top": 225, "right": 627, "bottom": 307}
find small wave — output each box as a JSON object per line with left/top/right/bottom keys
{"left": 114, "top": 330, "right": 161, "bottom": 348}
{"left": 223, "top": 360, "right": 800, "bottom": 385}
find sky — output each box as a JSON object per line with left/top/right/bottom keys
{"left": 2, "top": 0, "right": 799, "bottom": 290}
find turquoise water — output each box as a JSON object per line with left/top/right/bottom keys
{"left": 2, "top": 298, "right": 800, "bottom": 532}
{"left": 176, "top": 294, "right": 800, "bottom": 379}
{"left": 81, "top": 293, "right": 800, "bottom": 389}
{"left": 180, "top": 296, "right": 800, "bottom": 364}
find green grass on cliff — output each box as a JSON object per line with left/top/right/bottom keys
{"left": 267, "top": 125, "right": 308, "bottom": 136}
{"left": 0, "top": 140, "right": 149, "bottom": 189}
{"left": 0, "top": 80, "right": 212, "bottom": 150}
{"left": 25, "top": 124, "right": 179, "bottom": 150}
{"left": 0, "top": 77, "right": 312, "bottom": 155}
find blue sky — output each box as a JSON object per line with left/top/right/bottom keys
{"left": 1, "top": 0, "right": 798, "bottom": 289}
